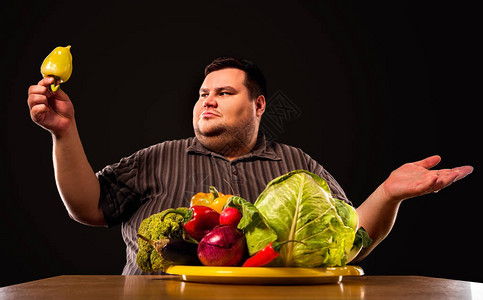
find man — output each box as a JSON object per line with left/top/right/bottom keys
{"left": 27, "top": 57, "right": 473, "bottom": 274}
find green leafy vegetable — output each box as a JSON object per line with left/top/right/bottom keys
{"left": 346, "top": 227, "right": 372, "bottom": 263}
{"left": 225, "top": 196, "right": 277, "bottom": 256}
{"left": 354, "top": 227, "right": 372, "bottom": 249}
{"left": 334, "top": 198, "right": 358, "bottom": 230}
{"left": 253, "top": 170, "right": 357, "bottom": 267}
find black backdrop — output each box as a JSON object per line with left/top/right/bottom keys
{"left": 1, "top": 1, "right": 481, "bottom": 286}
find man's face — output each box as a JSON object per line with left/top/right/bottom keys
{"left": 193, "top": 68, "right": 261, "bottom": 140}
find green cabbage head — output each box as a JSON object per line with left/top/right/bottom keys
{"left": 254, "top": 170, "right": 356, "bottom": 267}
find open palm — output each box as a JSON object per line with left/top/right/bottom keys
{"left": 382, "top": 155, "right": 473, "bottom": 202}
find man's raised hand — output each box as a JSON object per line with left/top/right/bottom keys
{"left": 27, "top": 77, "right": 75, "bottom": 137}
{"left": 381, "top": 155, "right": 473, "bottom": 203}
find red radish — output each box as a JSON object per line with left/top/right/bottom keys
{"left": 219, "top": 207, "right": 242, "bottom": 226}
{"left": 197, "top": 225, "right": 246, "bottom": 266}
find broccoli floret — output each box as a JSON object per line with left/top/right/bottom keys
{"left": 136, "top": 207, "right": 190, "bottom": 273}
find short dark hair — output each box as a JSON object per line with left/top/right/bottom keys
{"left": 204, "top": 56, "right": 267, "bottom": 99}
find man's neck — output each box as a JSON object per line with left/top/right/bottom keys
{"left": 197, "top": 133, "right": 258, "bottom": 161}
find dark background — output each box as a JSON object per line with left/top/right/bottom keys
{"left": 1, "top": 0, "right": 480, "bottom": 286}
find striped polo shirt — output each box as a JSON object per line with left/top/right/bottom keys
{"left": 96, "top": 135, "right": 349, "bottom": 275}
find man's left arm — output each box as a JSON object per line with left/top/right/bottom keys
{"left": 354, "top": 155, "right": 473, "bottom": 261}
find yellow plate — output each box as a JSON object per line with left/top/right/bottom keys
{"left": 165, "top": 265, "right": 364, "bottom": 285}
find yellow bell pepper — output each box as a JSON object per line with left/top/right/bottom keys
{"left": 40, "top": 45, "right": 73, "bottom": 91}
{"left": 190, "top": 186, "right": 233, "bottom": 213}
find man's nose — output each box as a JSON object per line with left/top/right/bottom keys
{"left": 203, "top": 94, "right": 217, "bottom": 107}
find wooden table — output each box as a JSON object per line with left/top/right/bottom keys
{"left": 1, "top": 275, "right": 482, "bottom": 299}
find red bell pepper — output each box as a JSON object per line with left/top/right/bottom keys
{"left": 160, "top": 206, "right": 220, "bottom": 242}
{"left": 184, "top": 205, "right": 220, "bottom": 241}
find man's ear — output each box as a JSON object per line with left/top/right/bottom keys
{"left": 255, "top": 95, "right": 266, "bottom": 117}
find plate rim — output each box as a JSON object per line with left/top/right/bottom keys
{"left": 166, "top": 265, "right": 364, "bottom": 278}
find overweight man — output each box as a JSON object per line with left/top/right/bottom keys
{"left": 27, "top": 56, "right": 473, "bottom": 274}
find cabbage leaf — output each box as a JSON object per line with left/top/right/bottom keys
{"left": 254, "top": 170, "right": 355, "bottom": 267}
{"left": 225, "top": 196, "right": 277, "bottom": 256}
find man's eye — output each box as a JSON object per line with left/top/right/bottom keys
{"left": 219, "top": 92, "right": 231, "bottom": 96}
{"left": 200, "top": 93, "right": 208, "bottom": 98}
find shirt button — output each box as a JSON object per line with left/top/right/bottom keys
{"left": 232, "top": 170, "right": 237, "bottom": 176}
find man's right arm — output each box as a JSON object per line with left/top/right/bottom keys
{"left": 28, "top": 77, "right": 105, "bottom": 226}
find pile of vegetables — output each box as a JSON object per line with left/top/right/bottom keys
{"left": 136, "top": 171, "right": 371, "bottom": 273}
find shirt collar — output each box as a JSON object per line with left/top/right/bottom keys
{"left": 186, "top": 134, "right": 281, "bottom": 161}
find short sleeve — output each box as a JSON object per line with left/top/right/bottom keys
{"left": 96, "top": 151, "right": 143, "bottom": 227}
{"left": 303, "top": 153, "right": 352, "bottom": 206}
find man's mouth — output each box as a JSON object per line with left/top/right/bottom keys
{"left": 200, "top": 110, "right": 220, "bottom": 119}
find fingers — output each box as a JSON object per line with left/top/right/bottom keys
{"left": 37, "top": 76, "right": 55, "bottom": 87}
{"left": 31, "top": 77, "right": 67, "bottom": 98}
{"left": 430, "top": 166, "right": 474, "bottom": 192}
{"left": 28, "top": 84, "right": 50, "bottom": 98}
{"left": 28, "top": 83, "right": 51, "bottom": 96}
{"left": 413, "top": 155, "right": 441, "bottom": 169}
{"left": 431, "top": 170, "right": 460, "bottom": 192}
{"left": 28, "top": 80, "right": 55, "bottom": 124}
{"left": 28, "top": 84, "right": 51, "bottom": 109}
{"left": 52, "top": 87, "right": 70, "bottom": 101}
{"left": 421, "top": 173, "right": 439, "bottom": 194}
{"left": 28, "top": 90, "right": 51, "bottom": 124}
{"left": 30, "top": 79, "right": 71, "bottom": 102}
{"left": 30, "top": 102, "right": 50, "bottom": 124}
{"left": 454, "top": 166, "right": 474, "bottom": 181}
{"left": 28, "top": 93, "right": 48, "bottom": 109}
{"left": 28, "top": 78, "right": 70, "bottom": 108}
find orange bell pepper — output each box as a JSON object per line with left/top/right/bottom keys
{"left": 190, "top": 186, "right": 232, "bottom": 213}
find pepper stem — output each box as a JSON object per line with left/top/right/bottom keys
{"left": 209, "top": 186, "right": 220, "bottom": 198}
{"left": 49, "top": 76, "right": 60, "bottom": 92}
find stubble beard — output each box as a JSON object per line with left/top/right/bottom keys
{"left": 194, "top": 119, "right": 257, "bottom": 159}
